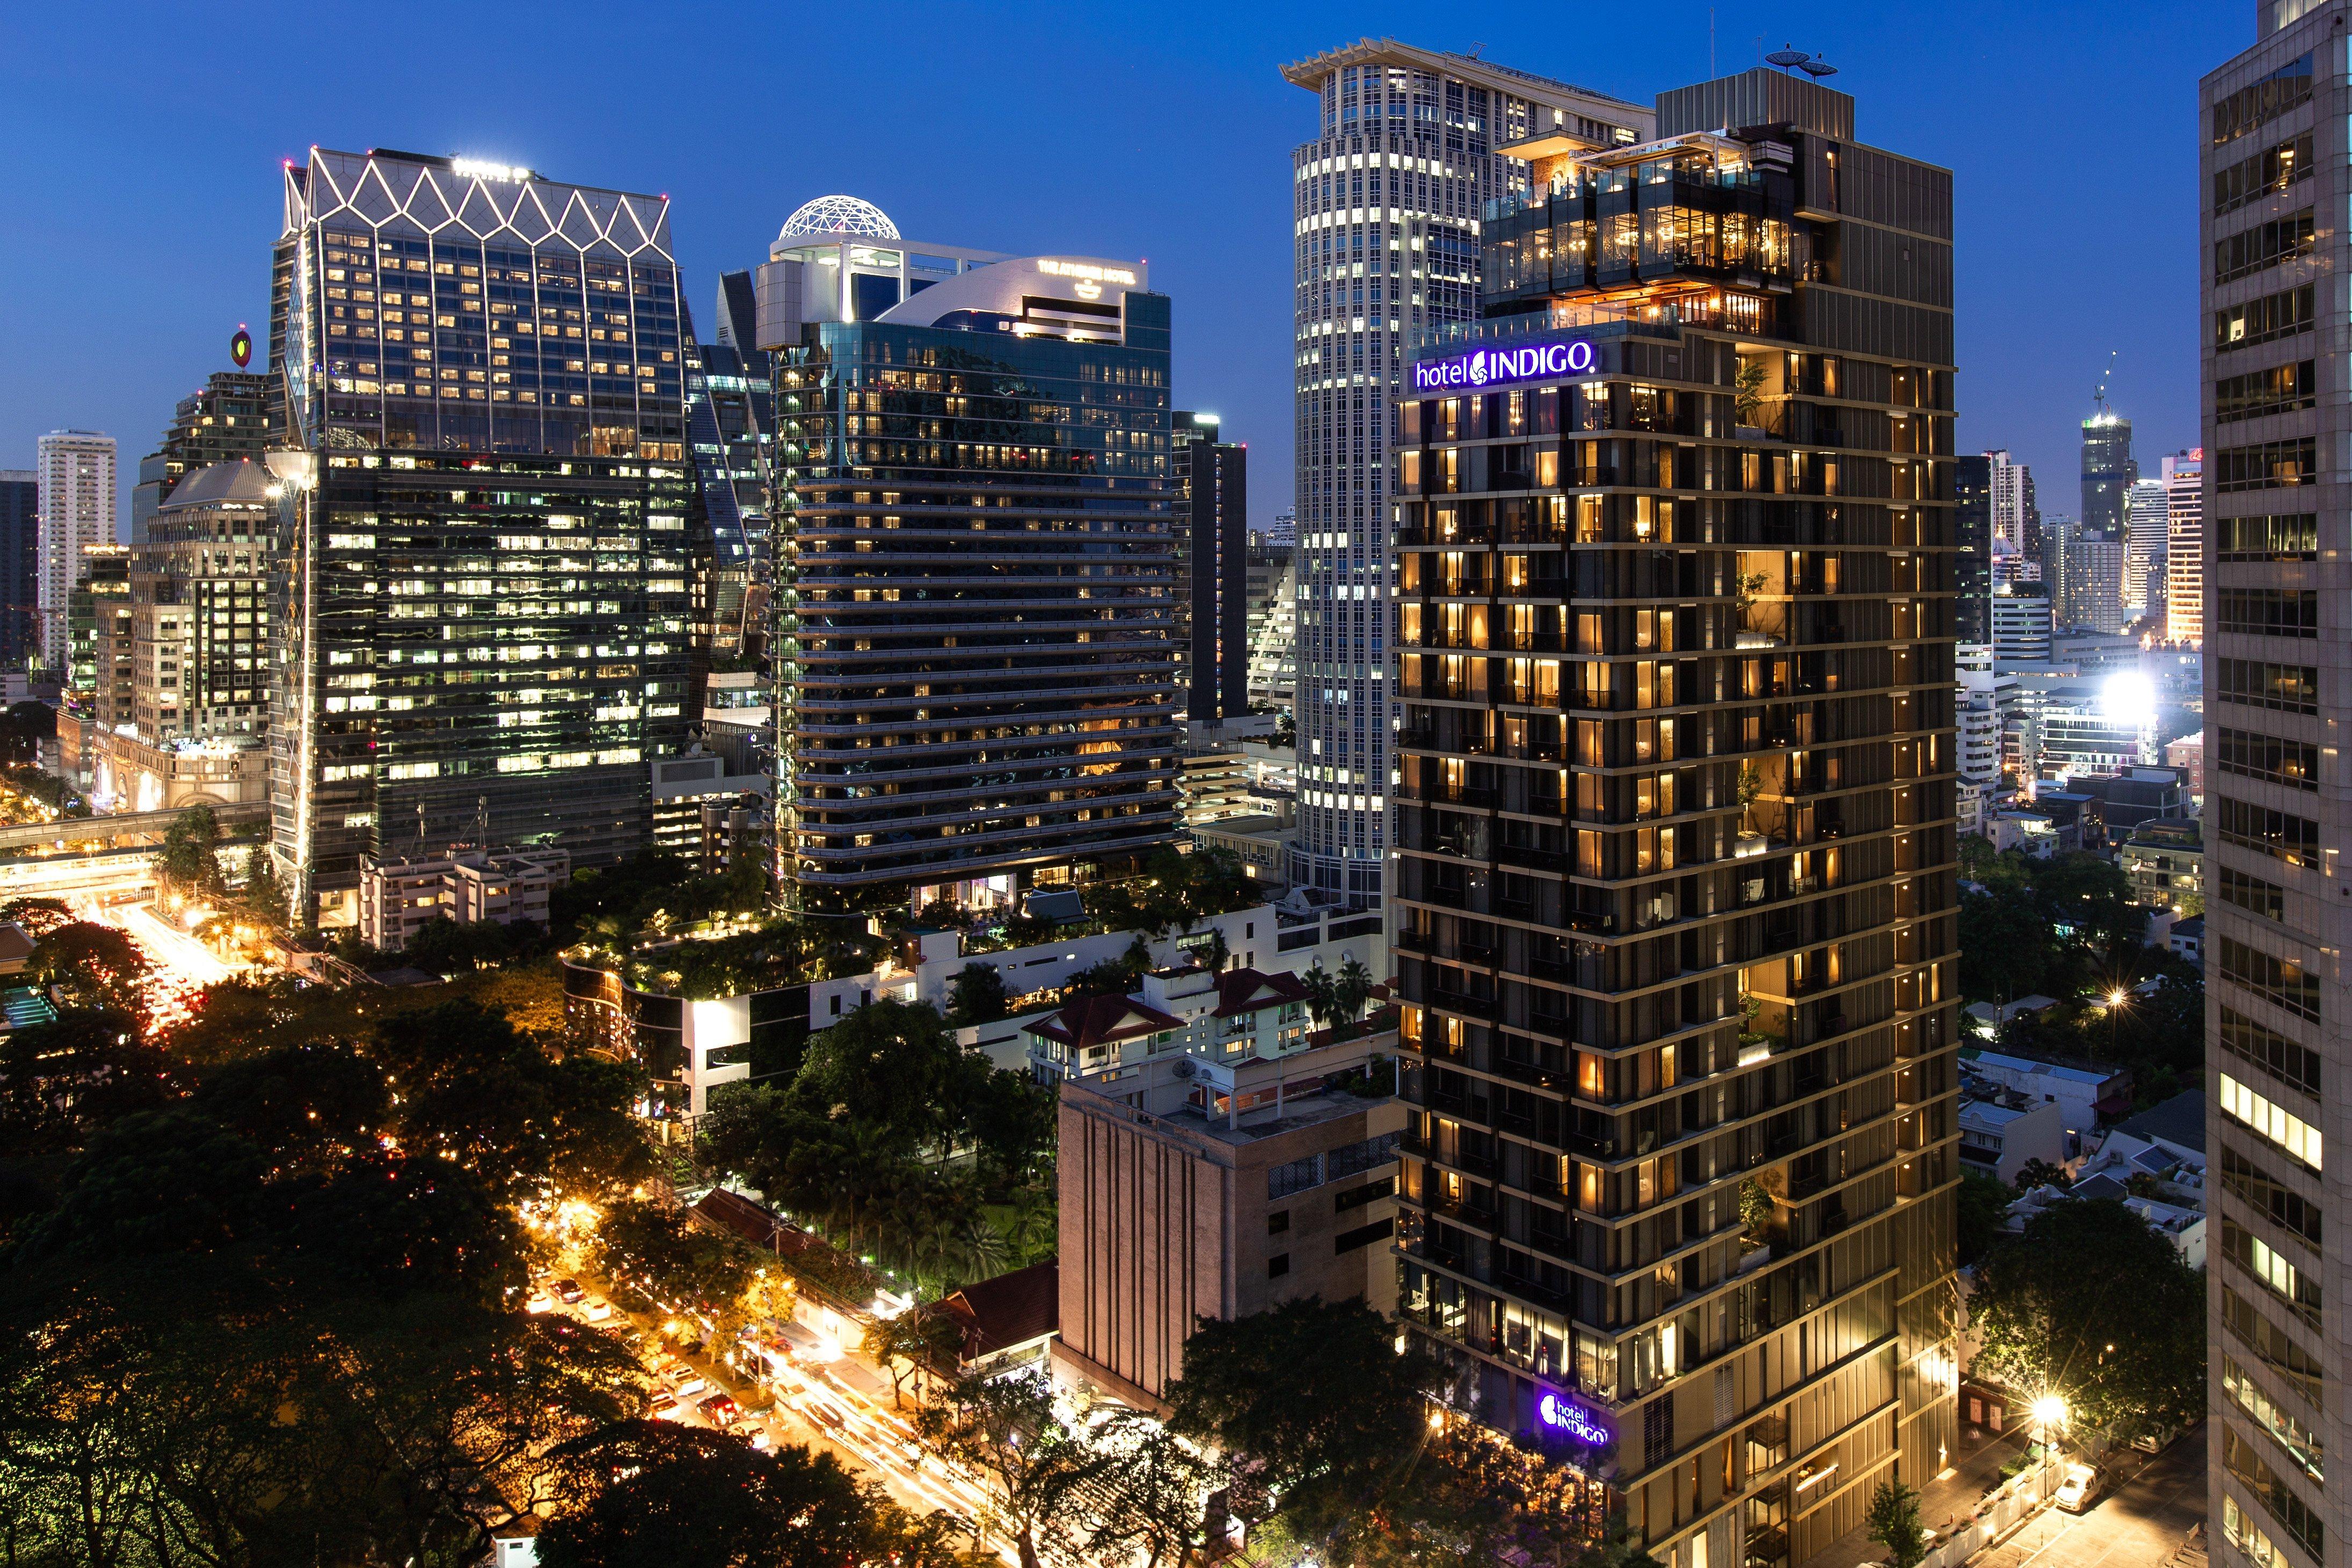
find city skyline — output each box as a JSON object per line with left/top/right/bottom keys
{"left": 4, "top": 1, "right": 2236, "bottom": 533}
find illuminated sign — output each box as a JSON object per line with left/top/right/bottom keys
{"left": 230, "top": 326, "right": 252, "bottom": 369}
{"left": 452, "top": 157, "right": 533, "bottom": 183}
{"left": 1412, "top": 339, "right": 1595, "bottom": 393}
{"left": 1038, "top": 258, "right": 1139, "bottom": 287}
{"left": 1536, "top": 1391, "right": 1611, "bottom": 1446}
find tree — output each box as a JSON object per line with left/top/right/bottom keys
{"left": 155, "top": 803, "right": 228, "bottom": 901}
{"left": 1335, "top": 955, "right": 1375, "bottom": 1024}
{"left": 946, "top": 960, "right": 1011, "bottom": 1027}
{"left": 1163, "top": 1299, "right": 1444, "bottom": 1538}
{"left": 1081, "top": 1410, "right": 1224, "bottom": 1568}
{"left": 916, "top": 1370, "right": 1103, "bottom": 1568}
{"left": 1866, "top": 1479, "right": 1928, "bottom": 1568}
{"left": 1301, "top": 961, "right": 1339, "bottom": 1031}
{"left": 239, "top": 843, "right": 290, "bottom": 931}
{"left": 1734, "top": 355, "right": 1767, "bottom": 423}
{"left": 1969, "top": 1197, "right": 2205, "bottom": 1444}
{"left": 2013, "top": 1158, "right": 2070, "bottom": 1194}
{"left": 1956, "top": 889, "right": 2056, "bottom": 1006}
{"left": 1197, "top": 926, "right": 1232, "bottom": 975}
{"left": 866, "top": 1304, "right": 964, "bottom": 1407}
{"left": 1956, "top": 1171, "right": 2013, "bottom": 1271}
{"left": 29, "top": 921, "right": 152, "bottom": 1018}
{"left": 537, "top": 1419, "right": 955, "bottom": 1568}
{"left": 0, "top": 1008, "right": 176, "bottom": 1157}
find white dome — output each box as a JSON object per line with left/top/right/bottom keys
{"left": 779, "top": 195, "right": 900, "bottom": 241}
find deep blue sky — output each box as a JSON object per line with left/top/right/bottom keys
{"left": 3, "top": 1, "right": 2243, "bottom": 534}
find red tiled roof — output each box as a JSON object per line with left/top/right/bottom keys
{"left": 1212, "top": 966, "right": 1311, "bottom": 1019}
{"left": 940, "top": 1259, "right": 1059, "bottom": 1360}
{"left": 1028, "top": 993, "right": 1184, "bottom": 1049}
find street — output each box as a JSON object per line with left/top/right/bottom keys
{"left": 1972, "top": 1426, "right": 2207, "bottom": 1568}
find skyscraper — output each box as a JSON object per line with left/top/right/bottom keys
{"left": 754, "top": 198, "right": 1180, "bottom": 915}
{"left": 1394, "top": 65, "right": 1958, "bottom": 1566}
{"left": 36, "top": 430, "right": 115, "bottom": 669}
{"left": 0, "top": 472, "right": 36, "bottom": 670}
{"left": 2080, "top": 405, "right": 2136, "bottom": 537}
{"left": 1985, "top": 448, "right": 2040, "bottom": 562}
{"left": 1282, "top": 40, "right": 1651, "bottom": 909}
{"left": 2063, "top": 529, "right": 2126, "bottom": 633}
{"left": 2201, "top": 22, "right": 2326, "bottom": 1562}
{"left": 2123, "top": 476, "right": 2168, "bottom": 624}
{"left": 1954, "top": 454, "right": 1991, "bottom": 645}
{"left": 266, "top": 148, "right": 696, "bottom": 925}
{"left": 1171, "top": 411, "right": 1251, "bottom": 722}
{"left": 130, "top": 371, "right": 272, "bottom": 544}
{"left": 2162, "top": 449, "right": 2205, "bottom": 646}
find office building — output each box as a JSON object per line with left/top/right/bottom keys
{"left": 754, "top": 197, "right": 1180, "bottom": 914}
{"left": 1247, "top": 550, "right": 1300, "bottom": 712}
{"left": 64, "top": 542, "right": 132, "bottom": 737}
{"left": 1954, "top": 454, "right": 1991, "bottom": 645}
{"left": 1283, "top": 40, "right": 1652, "bottom": 909}
{"left": 130, "top": 371, "right": 272, "bottom": 544}
{"left": 2038, "top": 514, "right": 2079, "bottom": 625}
{"left": 1991, "top": 583, "right": 2053, "bottom": 662}
{"left": 1394, "top": 66, "right": 1959, "bottom": 1566}
{"left": 2164, "top": 449, "right": 2207, "bottom": 645}
{"left": 682, "top": 280, "right": 776, "bottom": 667}
{"left": 37, "top": 430, "right": 115, "bottom": 669}
{"left": 1265, "top": 510, "right": 1297, "bottom": 548}
{"left": 2201, "top": 21, "right": 2332, "bottom": 1566}
{"left": 2063, "top": 529, "right": 2127, "bottom": 633}
{"left": 1986, "top": 449, "right": 2040, "bottom": 560}
{"left": 2080, "top": 406, "right": 2136, "bottom": 538}
{"left": 92, "top": 459, "right": 275, "bottom": 814}
{"left": 2124, "top": 477, "right": 2168, "bottom": 624}
{"left": 360, "top": 844, "right": 569, "bottom": 952}
{"left": 0, "top": 472, "right": 36, "bottom": 670}
{"left": 265, "top": 148, "right": 698, "bottom": 926}
{"left": 1171, "top": 411, "right": 1252, "bottom": 722}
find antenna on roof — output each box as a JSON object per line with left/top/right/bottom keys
{"left": 2093, "top": 349, "right": 2118, "bottom": 415}
{"left": 1466, "top": 40, "right": 1485, "bottom": 58}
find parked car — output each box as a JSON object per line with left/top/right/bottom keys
{"left": 666, "top": 1373, "right": 709, "bottom": 1400}
{"left": 700, "top": 1393, "right": 742, "bottom": 1427}
{"left": 583, "top": 1300, "right": 615, "bottom": 1323}
{"left": 552, "top": 1279, "right": 587, "bottom": 1304}
{"left": 2054, "top": 1462, "right": 2101, "bottom": 1514}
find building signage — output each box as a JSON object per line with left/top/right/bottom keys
{"left": 1412, "top": 339, "right": 1595, "bottom": 393}
{"left": 1536, "top": 1391, "right": 1611, "bottom": 1446}
{"left": 1037, "top": 258, "right": 1140, "bottom": 287}
{"left": 452, "top": 157, "right": 534, "bottom": 183}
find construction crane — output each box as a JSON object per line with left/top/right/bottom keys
{"left": 2092, "top": 350, "right": 2118, "bottom": 415}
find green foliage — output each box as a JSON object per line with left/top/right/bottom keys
{"left": 537, "top": 1419, "right": 958, "bottom": 1568}
{"left": 1956, "top": 1171, "right": 2013, "bottom": 1271}
{"left": 30, "top": 920, "right": 152, "bottom": 1018}
{"left": 915, "top": 1370, "right": 1102, "bottom": 1567}
{"left": 622, "top": 918, "right": 882, "bottom": 998}
{"left": 1083, "top": 846, "right": 1257, "bottom": 937}
{"left": 865, "top": 1303, "right": 965, "bottom": 1406}
{"left": 155, "top": 803, "right": 228, "bottom": 901}
{"left": 402, "top": 913, "right": 549, "bottom": 975}
{"left": 239, "top": 844, "right": 289, "bottom": 930}
{"left": 2013, "top": 1158, "right": 2071, "bottom": 1194}
{"left": 1866, "top": 1480, "right": 1928, "bottom": 1568}
{"left": 0, "top": 1009, "right": 174, "bottom": 1157}
{"left": 1737, "top": 1176, "right": 1775, "bottom": 1239}
{"left": 1734, "top": 356, "right": 1768, "bottom": 422}
{"left": 945, "top": 960, "right": 1011, "bottom": 1027}
{"left": 1969, "top": 1197, "right": 2205, "bottom": 1444}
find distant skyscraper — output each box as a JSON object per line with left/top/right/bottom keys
{"left": 2039, "top": 513, "right": 2076, "bottom": 623}
{"left": 1955, "top": 453, "right": 1991, "bottom": 644}
{"left": 1171, "top": 411, "right": 1251, "bottom": 721}
{"left": 35, "top": 430, "right": 115, "bottom": 669}
{"left": 681, "top": 289, "right": 774, "bottom": 666}
{"left": 1281, "top": 39, "right": 1650, "bottom": 909}
{"left": 2161, "top": 449, "right": 2204, "bottom": 645}
{"left": 267, "top": 148, "right": 697, "bottom": 926}
{"left": 754, "top": 197, "right": 1180, "bottom": 914}
{"left": 1992, "top": 581, "right": 2054, "bottom": 662}
{"left": 1264, "top": 510, "right": 1295, "bottom": 548}
{"left": 130, "top": 371, "right": 272, "bottom": 544}
{"left": 1986, "top": 448, "right": 2040, "bottom": 560}
{"left": 2063, "top": 529, "right": 2127, "bottom": 633}
{"left": 2123, "top": 477, "right": 2168, "bottom": 623}
{"left": 2202, "top": 21, "right": 2326, "bottom": 1562}
{"left": 2080, "top": 407, "right": 2136, "bottom": 537}
{"left": 0, "top": 472, "right": 35, "bottom": 669}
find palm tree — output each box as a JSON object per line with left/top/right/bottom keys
{"left": 1300, "top": 961, "right": 1338, "bottom": 1031}
{"left": 1335, "top": 956, "right": 1374, "bottom": 1025}
{"left": 964, "top": 1215, "right": 1012, "bottom": 1278}
{"left": 1199, "top": 927, "right": 1232, "bottom": 974}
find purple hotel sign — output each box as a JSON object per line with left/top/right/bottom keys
{"left": 1537, "top": 1391, "right": 1611, "bottom": 1446}
{"left": 1412, "top": 339, "right": 1596, "bottom": 393}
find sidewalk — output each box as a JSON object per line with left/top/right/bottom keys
{"left": 1803, "top": 1424, "right": 2033, "bottom": 1568}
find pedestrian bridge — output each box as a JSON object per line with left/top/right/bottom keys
{"left": 0, "top": 800, "right": 270, "bottom": 857}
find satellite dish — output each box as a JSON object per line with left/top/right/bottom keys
{"left": 1765, "top": 45, "right": 1811, "bottom": 71}
{"left": 1798, "top": 59, "right": 1839, "bottom": 78}
{"left": 1170, "top": 1059, "right": 1197, "bottom": 1080}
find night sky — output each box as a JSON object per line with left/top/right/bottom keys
{"left": 2, "top": 0, "right": 2244, "bottom": 534}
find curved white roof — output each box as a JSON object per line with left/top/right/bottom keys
{"left": 779, "top": 195, "right": 899, "bottom": 241}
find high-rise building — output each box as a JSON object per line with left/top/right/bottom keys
{"left": 1283, "top": 40, "right": 1652, "bottom": 909}
{"left": 130, "top": 371, "right": 272, "bottom": 544}
{"left": 1265, "top": 510, "right": 1297, "bottom": 549}
{"left": 129, "top": 460, "right": 274, "bottom": 743}
{"left": 2080, "top": 406, "right": 2137, "bottom": 537}
{"left": 754, "top": 196, "right": 1180, "bottom": 915}
{"left": 2162, "top": 448, "right": 2206, "bottom": 645}
{"left": 681, "top": 279, "right": 777, "bottom": 668}
{"left": 1954, "top": 454, "right": 1991, "bottom": 645}
{"left": 1171, "top": 411, "right": 1252, "bottom": 722}
{"left": 266, "top": 148, "right": 698, "bottom": 925}
{"left": 2124, "top": 477, "right": 2169, "bottom": 623}
{"left": 2039, "top": 513, "right": 2077, "bottom": 624}
{"left": 0, "top": 472, "right": 36, "bottom": 670}
{"left": 1986, "top": 448, "right": 2040, "bottom": 560}
{"left": 2201, "top": 23, "right": 2331, "bottom": 1568}
{"left": 65, "top": 542, "right": 132, "bottom": 731}
{"left": 2063, "top": 529, "right": 2126, "bottom": 633}
{"left": 36, "top": 430, "right": 115, "bottom": 669}
{"left": 1394, "top": 66, "right": 1958, "bottom": 1566}
{"left": 1991, "top": 582, "right": 2054, "bottom": 663}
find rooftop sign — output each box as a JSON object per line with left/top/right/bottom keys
{"left": 1037, "top": 258, "right": 1139, "bottom": 287}
{"left": 451, "top": 157, "right": 533, "bottom": 183}
{"left": 1412, "top": 339, "right": 1594, "bottom": 393}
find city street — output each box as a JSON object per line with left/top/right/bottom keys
{"left": 1971, "top": 1426, "right": 2207, "bottom": 1568}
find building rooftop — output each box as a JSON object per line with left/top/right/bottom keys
{"left": 2113, "top": 1089, "right": 2206, "bottom": 1155}
{"left": 1213, "top": 966, "right": 1310, "bottom": 1019}
{"left": 1961, "top": 1046, "right": 2116, "bottom": 1087}
{"left": 1029, "top": 993, "right": 1186, "bottom": 1052}
{"left": 159, "top": 457, "right": 273, "bottom": 511}
{"left": 939, "top": 1259, "right": 1059, "bottom": 1360}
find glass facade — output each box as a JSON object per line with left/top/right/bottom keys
{"left": 767, "top": 305, "right": 1180, "bottom": 911}
{"left": 269, "top": 150, "right": 696, "bottom": 919}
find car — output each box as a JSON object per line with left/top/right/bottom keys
{"left": 666, "top": 1373, "right": 710, "bottom": 1400}
{"left": 552, "top": 1279, "right": 587, "bottom": 1304}
{"left": 2053, "top": 1462, "right": 2101, "bottom": 1514}
{"left": 747, "top": 1426, "right": 775, "bottom": 1452}
{"left": 582, "top": 1301, "right": 614, "bottom": 1323}
{"left": 699, "top": 1393, "right": 742, "bottom": 1427}
{"left": 648, "top": 1393, "right": 690, "bottom": 1422}
{"left": 523, "top": 1292, "right": 555, "bottom": 1314}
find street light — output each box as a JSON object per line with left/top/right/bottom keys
{"left": 2030, "top": 1394, "right": 2067, "bottom": 1493}
{"left": 2102, "top": 987, "right": 2130, "bottom": 1062}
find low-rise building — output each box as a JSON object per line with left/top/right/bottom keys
{"left": 2120, "top": 817, "right": 2201, "bottom": 911}
{"left": 1959, "top": 1045, "right": 2133, "bottom": 1145}
{"left": 1958, "top": 1089, "right": 2068, "bottom": 1186}
{"left": 2006, "top": 1114, "right": 2207, "bottom": 1268}
{"left": 1025, "top": 965, "right": 1310, "bottom": 1082}
{"left": 2168, "top": 913, "right": 2204, "bottom": 965}
{"left": 360, "top": 846, "right": 569, "bottom": 952}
